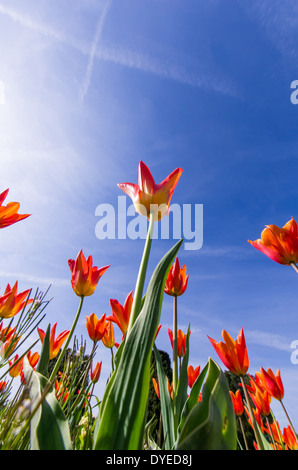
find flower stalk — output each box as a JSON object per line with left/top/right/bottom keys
{"left": 126, "top": 212, "right": 155, "bottom": 336}
{"left": 49, "top": 296, "right": 84, "bottom": 383}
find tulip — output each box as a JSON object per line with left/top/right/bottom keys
{"left": 168, "top": 328, "right": 189, "bottom": 358}
{"left": 0, "top": 333, "right": 20, "bottom": 359}
{"left": 8, "top": 354, "right": 23, "bottom": 378}
{"left": 20, "top": 351, "right": 40, "bottom": 383}
{"left": 283, "top": 425, "right": 298, "bottom": 450}
{"left": 208, "top": 327, "right": 249, "bottom": 376}
{"left": 255, "top": 367, "right": 284, "bottom": 401}
{"left": 229, "top": 389, "right": 244, "bottom": 416}
{"left": 0, "top": 380, "right": 7, "bottom": 393}
{"left": 107, "top": 291, "right": 133, "bottom": 337}
{"left": 86, "top": 313, "right": 109, "bottom": 343}
{"left": 0, "top": 323, "right": 16, "bottom": 343}
{"left": 152, "top": 375, "right": 173, "bottom": 400}
{"left": 90, "top": 361, "right": 102, "bottom": 383}
{"left": 102, "top": 321, "right": 117, "bottom": 349}
{"left": 248, "top": 217, "right": 298, "bottom": 266}
{"left": 37, "top": 323, "right": 70, "bottom": 360}
{"left": 68, "top": 249, "right": 110, "bottom": 297}
{"left": 55, "top": 380, "right": 69, "bottom": 404}
{"left": 118, "top": 161, "right": 183, "bottom": 222}
{"left": 164, "top": 257, "right": 189, "bottom": 297}
{"left": 0, "top": 282, "right": 33, "bottom": 319}
{"left": 0, "top": 188, "right": 30, "bottom": 229}
{"left": 187, "top": 365, "right": 201, "bottom": 388}
{"left": 248, "top": 376, "right": 271, "bottom": 417}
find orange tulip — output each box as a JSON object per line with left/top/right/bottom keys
{"left": 264, "top": 420, "right": 283, "bottom": 447}
{"left": 101, "top": 321, "right": 114, "bottom": 349}
{"left": 0, "top": 380, "right": 7, "bottom": 393}
{"left": 208, "top": 327, "right": 249, "bottom": 376}
{"left": 37, "top": 323, "right": 70, "bottom": 360}
{"left": 229, "top": 390, "right": 244, "bottom": 416}
{"left": 0, "top": 188, "right": 30, "bottom": 229}
{"left": 187, "top": 365, "right": 201, "bottom": 388}
{"left": 8, "top": 354, "right": 23, "bottom": 378}
{"left": 0, "top": 322, "right": 16, "bottom": 343}
{"left": 118, "top": 161, "right": 183, "bottom": 221}
{"left": 248, "top": 376, "right": 271, "bottom": 416}
{"left": 164, "top": 257, "right": 189, "bottom": 297}
{"left": 0, "top": 331, "right": 20, "bottom": 358}
{"left": 168, "top": 328, "right": 190, "bottom": 357}
{"left": 86, "top": 313, "right": 109, "bottom": 342}
{"left": 55, "top": 380, "right": 69, "bottom": 403}
{"left": 20, "top": 351, "right": 40, "bottom": 383}
{"left": 283, "top": 425, "right": 298, "bottom": 450}
{"left": 248, "top": 217, "right": 298, "bottom": 265}
{"left": 0, "top": 282, "right": 33, "bottom": 319}
{"left": 152, "top": 374, "right": 173, "bottom": 400}
{"left": 107, "top": 291, "right": 133, "bottom": 336}
{"left": 90, "top": 361, "right": 102, "bottom": 383}
{"left": 68, "top": 250, "right": 110, "bottom": 297}
{"left": 255, "top": 367, "right": 284, "bottom": 401}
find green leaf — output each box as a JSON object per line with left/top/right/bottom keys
{"left": 93, "top": 239, "right": 183, "bottom": 450}
{"left": 36, "top": 323, "right": 50, "bottom": 377}
{"left": 176, "top": 358, "right": 237, "bottom": 450}
{"left": 178, "top": 361, "right": 209, "bottom": 434}
{"left": 153, "top": 345, "right": 175, "bottom": 450}
{"left": 23, "top": 357, "right": 72, "bottom": 450}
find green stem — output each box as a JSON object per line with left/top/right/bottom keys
{"left": 49, "top": 296, "right": 84, "bottom": 383}
{"left": 266, "top": 416, "right": 277, "bottom": 450}
{"left": 172, "top": 294, "right": 179, "bottom": 431}
{"left": 270, "top": 410, "right": 285, "bottom": 450}
{"left": 172, "top": 295, "right": 178, "bottom": 397}
{"left": 240, "top": 376, "right": 264, "bottom": 450}
{"left": 280, "top": 399, "right": 298, "bottom": 439}
{"left": 290, "top": 262, "right": 298, "bottom": 275}
{"left": 238, "top": 415, "right": 249, "bottom": 450}
{"left": 126, "top": 212, "right": 155, "bottom": 336}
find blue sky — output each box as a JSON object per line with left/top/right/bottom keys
{"left": 1, "top": 0, "right": 298, "bottom": 430}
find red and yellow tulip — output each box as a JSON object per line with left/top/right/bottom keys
{"left": 37, "top": 323, "right": 70, "bottom": 360}
{"left": 86, "top": 313, "right": 109, "bottom": 343}
{"left": 168, "top": 328, "right": 189, "bottom": 358}
{"left": 8, "top": 354, "right": 23, "bottom": 378}
{"left": 229, "top": 390, "right": 244, "bottom": 416}
{"left": 164, "top": 257, "right": 189, "bottom": 297}
{"left": 90, "top": 361, "right": 102, "bottom": 383}
{"left": 102, "top": 321, "right": 119, "bottom": 349}
{"left": 68, "top": 250, "right": 110, "bottom": 297}
{"left": 0, "top": 189, "right": 30, "bottom": 229}
{"left": 187, "top": 365, "right": 201, "bottom": 388}
{"left": 152, "top": 374, "right": 173, "bottom": 401}
{"left": 208, "top": 327, "right": 249, "bottom": 376}
{"left": 248, "top": 217, "right": 298, "bottom": 265}
{"left": 0, "top": 282, "right": 33, "bottom": 319}
{"left": 248, "top": 376, "right": 271, "bottom": 416}
{"left": 255, "top": 367, "right": 284, "bottom": 401}
{"left": 118, "top": 161, "right": 183, "bottom": 221}
{"left": 107, "top": 291, "right": 133, "bottom": 337}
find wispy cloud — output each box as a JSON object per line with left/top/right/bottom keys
{"left": 246, "top": 329, "right": 291, "bottom": 352}
{"left": 79, "top": 0, "right": 112, "bottom": 103}
{"left": 0, "top": 2, "right": 238, "bottom": 97}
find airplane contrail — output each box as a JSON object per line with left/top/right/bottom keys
{"left": 0, "top": 2, "right": 239, "bottom": 97}
{"left": 79, "top": 0, "right": 112, "bottom": 103}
